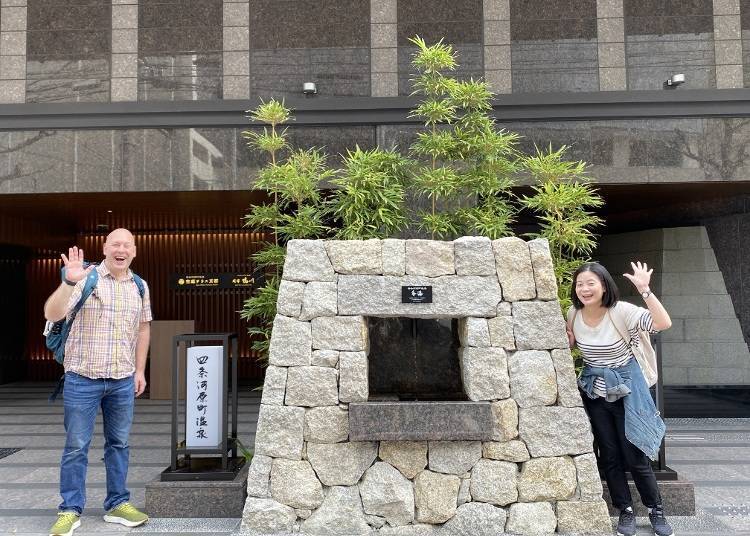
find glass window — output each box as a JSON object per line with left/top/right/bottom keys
{"left": 377, "top": 118, "right": 746, "bottom": 183}
{"left": 624, "top": 0, "right": 716, "bottom": 90}
{"left": 25, "top": 0, "right": 111, "bottom": 103}
{"left": 397, "top": 0, "right": 483, "bottom": 95}
{"left": 0, "top": 126, "right": 376, "bottom": 194}
{"left": 509, "top": 0, "right": 599, "bottom": 93}
{"left": 138, "top": 0, "right": 223, "bottom": 101}
{"left": 249, "top": 0, "right": 370, "bottom": 98}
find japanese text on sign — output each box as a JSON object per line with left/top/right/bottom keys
{"left": 185, "top": 346, "right": 222, "bottom": 447}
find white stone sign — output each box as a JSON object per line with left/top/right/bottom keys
{"left": 186, "top": 345, "right": 222, "bottom": 447}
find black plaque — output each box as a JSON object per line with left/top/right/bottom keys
{"left": 401, "top": 285, "right": 432, "bottom": 304}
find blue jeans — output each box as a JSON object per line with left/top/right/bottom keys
{"left": 59, "top": 372, "right": 134, "bottom": 514}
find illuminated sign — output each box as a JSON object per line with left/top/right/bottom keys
{"left": 185, "top": 346, "right": 222, "bottom": 447}
{"left": 170, "top": 273, "right": 259, "bottom": 290}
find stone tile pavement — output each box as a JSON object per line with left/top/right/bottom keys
{"left": 0, "top": 382, "right": 748, "bottom": 535}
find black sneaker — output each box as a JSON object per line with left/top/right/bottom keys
{"left": 649, "top": 506, "right": 674, "bottom": 536}
{"left": 617, "top": 506, "right": 636, "bottom": 536}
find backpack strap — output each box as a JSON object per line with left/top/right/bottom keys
{"left": 70, "top": 268, "right": 99, "bottom": 320}
{"left": 606, "top": 305, "right": 633, "bottom": 347}
{"left": 566, "top": 306, "right": 577, "bottom": 327}
{"left": 132, "top": 273, "right": 145, "bottom": 299}
{"left": 607, "top": 304, "right": 659, "bottom": 386}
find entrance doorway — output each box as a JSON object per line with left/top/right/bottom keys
{"left": 0, "top": 190, "right": 268, "bottom": 383}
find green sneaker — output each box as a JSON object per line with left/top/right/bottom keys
{"left": 103, "top": 502, "right": 149, "bottom": 527}
{"left": 49, "top": 512, "right": 80, "bottom": 536}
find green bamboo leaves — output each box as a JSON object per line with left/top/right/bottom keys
{"left": 330, "top": 147, "right": 410, "bottom": 240}
{"left": 407, "top": 36, "right": 519, "bottom": 240}
{"left": 520, "top": 144, "right": 604, "bottom": 313}
{"left": 240, "top": 40, "right": 605, "bottom": 366}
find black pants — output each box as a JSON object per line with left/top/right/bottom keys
{"left": 583, "top": 394, "right": 662, "bottom": 510}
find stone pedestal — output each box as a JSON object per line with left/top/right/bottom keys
{"left": 602, "top": 478, "right": 696, "bottom": 516}
{"left": 243, "top": 237, "right": 613, "bottom": 535}
{"left": 145, "top": 462, "right": 249, "bottom": 518}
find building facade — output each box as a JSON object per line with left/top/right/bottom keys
{"left": 0, "top": 0, "right": 748, "bottom": 415}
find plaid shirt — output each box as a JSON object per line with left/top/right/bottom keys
{"left": 64, "top": 263, "right": 153, "bottom": 379}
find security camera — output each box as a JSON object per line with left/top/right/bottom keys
{"left": 664, "top": 74, "right": 685, "bottom": 88}
{"left": 302, "top": 82, "right": 317, "bottom": 95}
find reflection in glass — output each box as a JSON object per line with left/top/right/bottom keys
{"left": 378, "top": 118, "right": 748, "bottom": 183}
{"left": 26, "top": 59, "right": 110, "bottom": 103}
{"left": 139, "top": 54, "right": 222, "bottom": 101}
{"left": 0, "top": 126, "right": 376, "bottom": 194}
{"left": 138, "top": 0, "right": 223, "bottom": 101}
{"left": 25, "top": 0, "right": 112, "bottom": 103}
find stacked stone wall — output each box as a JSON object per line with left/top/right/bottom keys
{"left": 242, "top": 237, "right": 612, "bottom": 535}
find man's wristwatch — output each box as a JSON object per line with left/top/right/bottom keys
{"left": 63, "top": 278, "right": 76, "bottom": 286}
{"left": 640, "top": 288, "right": 652, "bottom": 300}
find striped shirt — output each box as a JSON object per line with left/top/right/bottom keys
{"left": 573, "top": 301, "right": 658, "bottom": 398}
{"left": 63, "top": 263, "right": 152, "bottom": 379}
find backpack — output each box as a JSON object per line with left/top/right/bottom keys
{"left": 607, "top": 304, "right": 658, "bottom": 387}
{"left": 44, "top": 263, "right": 145, "bottom": 365}
{"left": 567, "top": 303, "right": 658, "bottom": 387}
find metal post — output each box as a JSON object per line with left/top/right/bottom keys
{"left": 170, "top": 338, "right": 179, "bottom": 472}
{"left": 221, "top": 335, "right": 229, "bottom": 471}
{"left": 231, "top": 335, "right": 238, "bottom": 459}
{"left": 654, "top": 333, "right": 667, "bottom": 471}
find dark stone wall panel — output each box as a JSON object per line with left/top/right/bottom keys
{"left": 398, "top": 0, "right": 482, "bottom": 23}
{"left": 26, "top": 4, "right": 111, "bottom": 31}
{"left": 27, "top": 30, "right": 111, "bottom": 58}
{"left": 705, "top": 213, "right": 749, "bottom": 346}
{"left": 396, "top": 0, "right": 482, "bottom": 95}
{"left": 249, "top": 0, "right": 369, "bottom": 49}
{"left": 509, "top": 0, "right": 598, "bottom": 93}
{"left": 625, "top": 0, "right": 712, "bottom": 17}
{"left": 139, "top": 28, "right": 223, "bottom": 55}
{"left": 139, "top": 1, "right": 223, "bottom": 29}
{"left": 250, "top": 48, "right": 370, "bottom": 98}
{"left": 397, "top": 21, "right": 481, "bottom": 45}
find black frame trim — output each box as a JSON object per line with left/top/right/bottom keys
{"left": 2, "top": 89, "right": 750, "bottom": 130}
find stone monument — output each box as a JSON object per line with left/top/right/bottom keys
{"left": 240, "top": 237, "right": 613, "bottom": 535}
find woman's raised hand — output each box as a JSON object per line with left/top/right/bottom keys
{"left": 61, "top": 246, "right": 93, "bottom": 283}
{"left": 623, "top": 260, "right": 652, "bottom": 293}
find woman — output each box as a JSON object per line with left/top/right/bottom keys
{"left": 567, "top": 261, "right": 674, "bottom": 536}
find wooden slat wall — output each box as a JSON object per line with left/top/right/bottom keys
{"left": 26, "top": 256, "right": 67, "bottom": 380}
{"left": 25, "top": 231, "right": 267, "bottom": 382}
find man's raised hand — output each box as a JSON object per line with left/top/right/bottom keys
{"left": 61, "top": 246, "right": 93, "bottom": 283}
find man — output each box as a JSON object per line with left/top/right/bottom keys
{"left": 44, "top": 228, "right": 152, "bottom": 536}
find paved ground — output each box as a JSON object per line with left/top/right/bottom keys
{"left": 0, "top": 382, "right": 748, "bottom": 535}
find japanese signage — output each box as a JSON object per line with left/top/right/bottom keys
{"left": 401, "top": 285, "right": 433, "bottom": 304}
{"left": 185, "top": 346, "right": 222, "bottom": 447}
{"left": 170, "top": 273, "right": 257, "bottom": 290}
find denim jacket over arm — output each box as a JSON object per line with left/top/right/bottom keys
{"left": 578, "top": 357, "right": 666, "bottom": 460}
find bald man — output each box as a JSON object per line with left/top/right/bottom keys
{"left": 44, "top": 229, "right": 152, "bottom": 536}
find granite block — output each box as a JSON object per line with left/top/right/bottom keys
{"left": 349, "top": 401, "right": 494, "bottom": 441}
{"left": 145, "top": 462, "right": 249, "bottom": 518}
